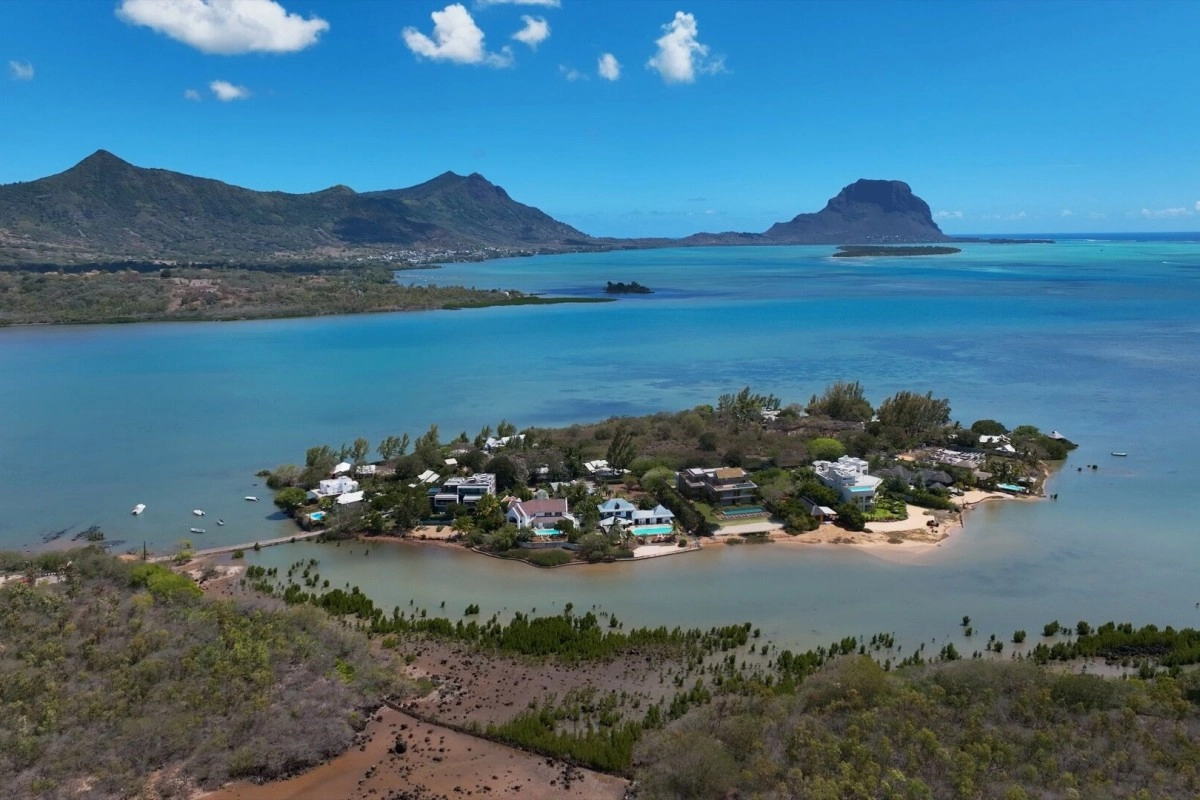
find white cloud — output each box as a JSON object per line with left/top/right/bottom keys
{"left": 209, "top": 79, "right": 250, "bottom": 100}
{"left": 1088, "top": 211, "right": 1107, "bottom": 220}
{"left": 476, "top": 0, "right": 559, "bottom": 7}
{"left": 935, "top": 210, "right": 963, "bottom": 220}
{"left": 1140, "top": 206, "right": 1192, "bottom": 218}
{"left": 512, "top": 15, "right": 549, "bottom": 48}
{"left": 646, "top": 11, "right": 724, "bottom": 84}
{"left": 9, "top": 60, "right": 34, "bottom": 80}
{"left": 559, "top": 64, "right": 584, "bottom": 81}
{"left": 597, "top": 52, "right": 620, "bottom": 81}
{"left": 403, "top": 4, "right": 512, "bottom": 67}
{"left": 1009, "top": 211, "right": 1027, "bottom": 221}
{"left": 184, "top": 87, "right": 203, "bottom": 100}
{"left": 1195, "top": 200, "right": 1200, "bottom": 212}
{"left": 1060, "top": 209, "right": 1073, "bottom": 217}
{"left": 117, "top": 0, "right": 329, "bottom": 55}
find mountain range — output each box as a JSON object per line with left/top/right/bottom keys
{"left": 0, "top": 151, "right": 947, "bottom": 266}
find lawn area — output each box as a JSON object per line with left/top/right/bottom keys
{"left": 866, "top": 496, "right": 908, "bottom": 522}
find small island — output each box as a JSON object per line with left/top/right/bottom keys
{"left": 832, "top": 245, "right": 962, "bottom": 258}
{"left": 261, "top": 382, "right": 1073, "bottom": 568}
{"left": 603, "top": 280, "right": 653, "bottom": 294}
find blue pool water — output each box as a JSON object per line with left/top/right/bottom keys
{"left": 633, "top": 525, "right": 675, "bottom": 536}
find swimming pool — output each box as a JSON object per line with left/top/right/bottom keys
{"left": 309, "top": 511, "right": 326, "bottom": 522}
{"left": 632, "top": 524, "right": 674, "bottom": 537}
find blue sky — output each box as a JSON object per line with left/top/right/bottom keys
{"left": 2, "top": 0, "right": 1198, "bottom": 237}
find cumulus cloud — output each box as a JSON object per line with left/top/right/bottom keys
{"left": 597, "top": 52, "right": 620, "bottom": 81}
{"left": 1061, "top": 209, "right": 1073, "bottom": 217}
{"left": 1195, "top": 200, "right": 1200, "bottom": 212}
{"left": 184, "top": 87, "right": 203, "bottom": 100}
{"left": 1140, "top": 206, "right": 1192, "bottom": 218}
{"left": 559, "top": 64, "right": 584, "bottom": 81}
{"left": 476, "top": 0, "right": 559, "bottom": 6}
{"left": 1089, "top": 211, "right": 1107, "bottom": 220}
{"left": 935, "top": 210, "right": 963, "bottom": 220}
{"left": 9, "top": 60, "right": 34, "bottom": 80}
{"left": 209, "top": 79, "right": 250, "bottom": 100}
{"left": 403, "top": 4, "right": 512, "bottom": 67}
{"left": 646, "top": 11, "right": 724, "bottom": 84}
{"left": 512, "top": 15, "right": 549, "bottom": 48}
{"left": 117, "top": 0, "right": 329, "bottom": 54}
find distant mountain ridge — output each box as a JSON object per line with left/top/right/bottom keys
{"left": 678, "top": 179, "right": 948, "bottom": 246}
{"left": 0, "top": 152, "right": 947, "bottom": 266}
{"left": 0, "top": 151, "right": 590, "bottom": 265}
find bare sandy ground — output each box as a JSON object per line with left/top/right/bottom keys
{"left": 202, "top": 706, "right": 626, "bottom": 800}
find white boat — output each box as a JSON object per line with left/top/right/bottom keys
{"left": 189, "top": 527, "right": 206, "bottom": 534}
{"left": 217, "top": 519, "right": 225, "bottom": 526}
{"left": 244, "top": 496, "right": 259, "bottom": 502}
{"left": 1111, "top": 451, "right": 1128, "bottom": 457}
{"left": 193, "top": 509, "right": 205, "bottom": 516}
{"left": 131, "top": 503, "right": 146, "bottom": 515}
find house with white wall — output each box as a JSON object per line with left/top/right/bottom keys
{"left": 813, "top": 456, "right": 882, "bottom": 509}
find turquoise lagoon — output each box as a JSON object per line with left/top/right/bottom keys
{"left": 3, "top": 238, "right": 1200, "bottom": 648}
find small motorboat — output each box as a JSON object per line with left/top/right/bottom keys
{"left": 1111, "top": 452, "right": 1128, "bottom": 457}
{"left": 189, "top": 527, "right": 206, "bottom": 534}
{"left": 131, "top": 503, "right": 146, "bottom": 515}
{"left": 244, "top": 496, "right": 259, "bottom": 502}
{"left": 193, "top": 509, "right": 205, "bottom": 516}
{"left": 217, "top": 519, "right": 225, "bottom": 526}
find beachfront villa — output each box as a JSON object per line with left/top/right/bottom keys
{"left": 308, "top": 475, "right": 360, "bottom": 500}
{"left": 676, "top": 467, "right": 758, "bottom": 506}
{"left": 813, "top": 456, "right": 882, "bottom": 509}
{"left": 597, "top": 498, "right": 675, "bottom": 526}
{"left": 506, "top": 497, "right": 576, "bottom": 531}
{"left": 431, "top": 473, "right": 497, "bottom": 512}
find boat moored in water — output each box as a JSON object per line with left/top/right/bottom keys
{"left": 189, "top": 527, "right": 206, "bottom": 534}
{"left": 244, "top": 496, "right": 259, "bottom": 502}
{"left": 131, "top": 503, "right": 145, "bottom": 515}
{"left": 1111, "top": 452, "right": 1128, "bottom": 457}
{"left": 193, "top": 509, "right": 205, "bottom": 516}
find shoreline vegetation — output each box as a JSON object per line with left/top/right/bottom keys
{"left": 258, "top": 383, "right": 1072, "bottom": 570}
{"left": 0, "top": 237, "right": 1065, "bottom": 327}
{"left": 5, "top": 545, "right": 1200, "bottom": 799}
{"left": 0, "top": 264, "right": 609, "bottom": 326}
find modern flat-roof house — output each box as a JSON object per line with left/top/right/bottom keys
{"left": 507, "top": 497, "right": 575, "bottom": 530}
{"left": 813, "top": 456, "right": 882, "bottom": 509}
{"left": 676, "top": 467, "right": 758, "bottom": 506}
{"left": 308, "top": 475, "right": 360, "bottom": 500}
{"left": 597, "top": 497, "right": 675, "bottom": 527}
{"left": 431, "top": 473, "right": 497, "bottom": 511}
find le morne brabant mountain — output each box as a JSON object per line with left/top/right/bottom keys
{"left": 0, "top": 151, "right": 948, "bottom": 267}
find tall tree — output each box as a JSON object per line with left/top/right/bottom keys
{"left": 606, "top": 426, "right": 638, "bottom": 472}
{"left": 807, "top": 380, "right": 873, "bottom": 422}
{"left": 351, "top": 437, "right": 371, "bottom": 465}
{"left": 877, "top": 390, "right": 951, "bottom": 441}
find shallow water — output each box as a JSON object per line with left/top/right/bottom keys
{"left": 4, "top": 238, "right": 1200, "bottom": 647}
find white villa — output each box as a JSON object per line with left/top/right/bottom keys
{"left": 332, "top": 461, "right": 352, "bottom": 475}
{"left": 336, "top": 490, "right": 364, "bottom": 505}
{"left": 431, "top": 473, "right": 497, "bottom": 511}
{"left": 507, "top": 497, "right": 576, "bottom": 531}
{"left": 309, "top": 475, "right": 360, "bottom": 500}
{"left": 596, "top": 498, "right": 675, "bottom": 528}
{"left": 813, "top": 456, "right": 882, "bottom": 509}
